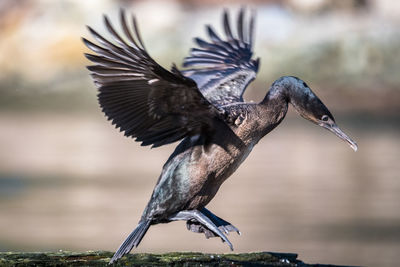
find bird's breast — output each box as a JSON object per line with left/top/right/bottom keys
{"left": 184, "top": 136, "right": 257, "bottom": 209}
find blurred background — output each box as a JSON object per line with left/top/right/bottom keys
{"left": 0, "top": 0, "right": 399, "bottom": 266}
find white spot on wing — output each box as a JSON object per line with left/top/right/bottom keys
{"left": 148, "top": 79, "right": 159, "bottom": 85}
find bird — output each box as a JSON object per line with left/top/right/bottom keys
{"left": 82, "top": 8, "right": 357, "bottom": 264}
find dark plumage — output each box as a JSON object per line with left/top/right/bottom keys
{"left": 182, "top": 9, "right": 259, "bottom": 106}
{"left": 83, "top": 9, "right": 357, "bottom": 264}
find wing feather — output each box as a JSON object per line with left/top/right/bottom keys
{"left": 83, "top": 9, "right": 223, "bottom": 148}
{"left": 182, "top": 8, "right": 260, "bottom": 107}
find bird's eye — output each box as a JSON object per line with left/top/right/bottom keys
{"left": 321, "top": 115, "right": 329, "bottom": 121}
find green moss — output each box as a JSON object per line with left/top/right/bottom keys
{"left": 0, "top": 251, "right": 355, "bottom": 266}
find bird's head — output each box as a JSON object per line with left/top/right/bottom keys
{"left": 272, "top": 76, "right": 358, "bottom": 151}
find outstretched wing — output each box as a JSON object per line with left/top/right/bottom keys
{"left": 83, "top": 10, "right": 223, "bottom": 148}
{"left": 182, "top": 9, "right": 260, "bottom": 107}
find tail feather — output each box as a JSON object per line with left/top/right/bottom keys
{"left": 109, "top": 220, "right": 151, "bottom": 264}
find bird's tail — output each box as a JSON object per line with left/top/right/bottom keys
{"left": 109, "top": 220, "right": 151, "bottom": 264}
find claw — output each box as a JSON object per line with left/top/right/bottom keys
{"left": 224, "top": 224, "right": 241, "bottom": 235}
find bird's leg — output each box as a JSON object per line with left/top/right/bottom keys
{"left": 169, "top": 210, "right": 234, "bottom": 250}
{"left": 200, "top": 208, "right": 241, "bottom": 235}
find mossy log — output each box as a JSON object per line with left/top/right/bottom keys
{"left": 0, "top": 251, "right": 354, "bottom": 266}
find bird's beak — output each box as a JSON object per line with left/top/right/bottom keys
{"left": 320, "top": 122, "right": 358, "bottom": 151}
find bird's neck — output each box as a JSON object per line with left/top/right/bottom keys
{"left": 257, "top": 76, "right": 306, "bottom": 136}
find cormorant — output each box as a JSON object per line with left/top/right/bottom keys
{"left": 82, "top": 8, "right": 357, "bottom": 264}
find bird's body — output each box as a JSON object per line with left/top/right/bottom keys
{"left": 83, "top": 8, "right": 357, "bottom": 264}
{"left": 143, "top": 103, "right": 264, "bottom": 219}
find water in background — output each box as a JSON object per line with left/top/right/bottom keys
{"left": 1, "top": 1, "right": 400, "bottom": 266}
{"left": 0, "top": 113, "right": 398, "bottom": 267}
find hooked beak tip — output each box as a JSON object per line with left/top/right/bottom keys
{"left": 324, "top": 123, "right": 358, "bottom": 152}
{"left": 350, "top": 141, "right": 358, "bottom": 152}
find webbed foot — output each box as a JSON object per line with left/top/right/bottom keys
{"left": 201, "top": 208, "right": 241, "bottom": 235}
{"left": 169, "top": 209, "right": 234, "bottom": 250}
{"left": 185, "top": 208, "right": 240, "bottom": 240}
